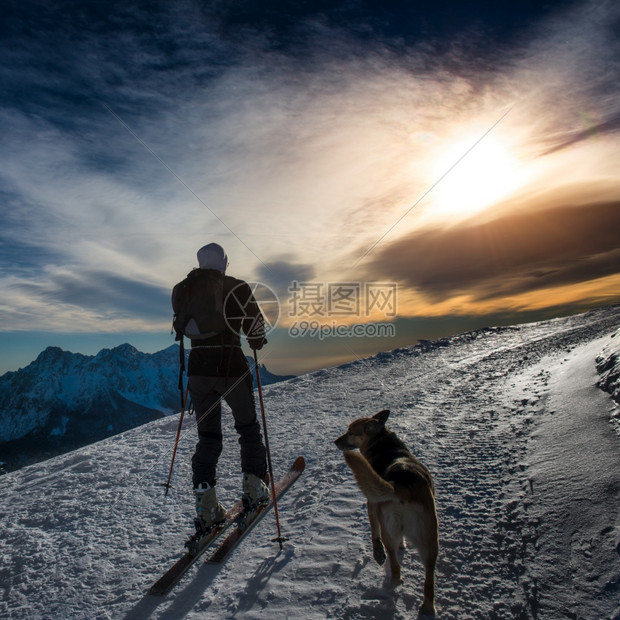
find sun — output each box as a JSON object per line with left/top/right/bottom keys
{"left": 426, "top": 134, "right": 527, "bottom": 222}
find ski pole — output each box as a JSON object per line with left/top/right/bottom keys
{"left": 163, "top": 383, "right": 190, "bottom": 496}
{"left": 253, "top": 349, "right": 287, "bottom": 549}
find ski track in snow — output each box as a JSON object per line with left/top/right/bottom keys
{"left": 0, "top": 307, "right": 619, "bottom": 619}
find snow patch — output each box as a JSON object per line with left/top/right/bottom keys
{"left": 596, "top": 328, "right": 620, "bottom": 404}
{"left": 49, "top": 416, "right": 70, "bottom": 437}
{"left": 596, "top": 328, "right": 620, "bottom": 436}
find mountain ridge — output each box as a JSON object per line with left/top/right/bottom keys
{"left": 0, "top": 343, "right": 294, "bottom": 472}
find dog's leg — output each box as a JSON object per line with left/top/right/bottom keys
{"left": 343, "top": 451, "right": 394, "bottom": 566}
{"left": 377, "top": 509, "right": 403, "bottom": 586}
{"left": 418, "top": 500, "right": 439, "bottom": 615}
{"left": 343, "top": 451, "right": 395, "bottom": 501}
{"left": 366, "top": 502, "right": 386, "bottom": 565}
{"left": 383, "top": 539, "right": 403, "bottom": 586}
{"left": 420, "top": 555, "right": 437, "bottom": 615}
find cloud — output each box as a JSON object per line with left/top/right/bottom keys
{"left": 254, "top": 258, "right": 316, "bottom": 298}
{"left": 1, "top": 0, "right": 619, "bottom": 337}
{"left": 38, "top": 270, "right": 171, "bottom": 318}
{"left": 363, "top": 196, "right": 620, "bottom": 307}
{"left": 540, "top": 111, "right": 620, "bottom": 156}
{"left": 506, "top": 1, "right": 620, "bottom": 158}
{"left": 2, "top": 268, "right": 171, "bottom": 334}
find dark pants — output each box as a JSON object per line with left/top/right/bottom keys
{"left": 188, "top": 373, "right": 266, "bottom": 488}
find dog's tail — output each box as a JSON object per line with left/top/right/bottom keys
{"left": 343, "top": 451, "right": 396, "bottom": 502}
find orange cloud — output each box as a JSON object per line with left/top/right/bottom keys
{"left": 363, "top": 196, "right": 620, "bottom": 315}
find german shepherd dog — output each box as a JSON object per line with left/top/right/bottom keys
{"left": 335, "top": 409, "right": 438, "bottom": 615}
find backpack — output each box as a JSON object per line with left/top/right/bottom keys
{"left": 171, "top": 269, "right": 227, "bottom": 340}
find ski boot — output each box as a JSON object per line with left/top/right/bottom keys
{"left": 185, "top": 483, "right": 227, "bottom": 554}
{"left": 242, "top": 472, "right": 270, "bottom": 511}
{"left": 194, "top": 483, "right": 226, "bottom": 531}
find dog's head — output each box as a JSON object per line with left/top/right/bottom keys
{"left": 334, "top": 409, "right": 390, "bottom": 452}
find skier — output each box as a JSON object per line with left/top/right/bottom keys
{"left": 177, "top": 243, "right": 269, "bottom": 532}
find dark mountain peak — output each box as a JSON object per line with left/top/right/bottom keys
{"left": 112, "top": 343, "right": 139, "bottom": 355}
{"left": 95, "top": 343, "right": 139, "bottom": 360}
{"left": 36, "top": 346, "right": 66, "bottom": 362}
{"left": 33, "top": 346, "right": 86, "bottom": 369}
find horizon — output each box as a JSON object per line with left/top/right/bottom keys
{"left": 1, "top": 1, "right": 619, "bottom": 377}
{"left": 2, "top": 302, "right": 617, "bottom": 378}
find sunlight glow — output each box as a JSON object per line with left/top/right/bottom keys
{"left": 428, "top": 134, "right": 529, "bottom": 221}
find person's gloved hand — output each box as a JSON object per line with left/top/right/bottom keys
{"left": 249, "top": 337, "right": 267, "bottom": 351}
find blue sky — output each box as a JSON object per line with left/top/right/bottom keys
{"left": 1, "top": 0, "right": 619, "bottom": 376}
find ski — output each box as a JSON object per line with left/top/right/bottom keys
{"left": 148, "top": 498, "right": 245, "bottom": 596}
{"left": 148, "top": 456, "right": 305, "bottom": 596}
{"left": 206, "top": 456, "right": 305, "bottom": 564}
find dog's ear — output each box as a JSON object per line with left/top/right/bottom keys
{"left": 364, "top": 419, "right": 383, "bottom": 435}
{"left": 365, "top": 409, "right": 390, "bottom": 435}
{"left": 373, "top": 409, "right": 390, "bottom": 424}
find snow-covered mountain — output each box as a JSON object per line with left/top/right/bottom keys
{"left": 0, "top": 306, "right": 618, "bottom": 619}
{"left": 0, "top": 344, "right": 294, "bottom": 472}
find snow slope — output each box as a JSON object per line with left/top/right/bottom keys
{"left": 0, "top": 306, "right": 619, "bottom": 619}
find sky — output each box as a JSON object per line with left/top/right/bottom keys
{"left": 1, "top": 0, "right": 619, "bottom": 377}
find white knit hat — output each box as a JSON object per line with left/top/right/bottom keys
{"left": 197, "top": 243, "right": 228, "bottom": 272}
